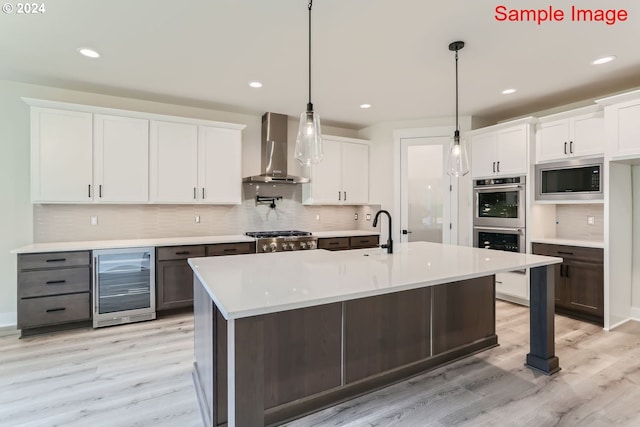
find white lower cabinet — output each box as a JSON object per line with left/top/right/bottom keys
{"left": 495, "top": 271, "right": 528, "bottom": 302}
{"left": 302, "top": 136, "right": 369, "bottom": 205}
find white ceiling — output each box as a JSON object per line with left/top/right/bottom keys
{"left": 2, "top": 0, "right": 640, "bottom": 129}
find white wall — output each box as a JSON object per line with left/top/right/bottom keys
{"left": 632, "top": 166, "right": 640, "bottom": 313}
{"left": 0, "top": 79, "right": 359, "bottom": 327}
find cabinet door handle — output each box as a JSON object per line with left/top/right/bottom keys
{"left": 569, "top": 141, "right": 574, "bottom": 154}
{"left": 564, "top": 142, "right": 567, "bottom": 155}
{"left": 338, "top": 191, "right": 341, "bottom": 201}
{"left": 46, "top": 258, "right": 66, "bottom": 263}
{"left": 492, "top": 162, "right": 496, "bottom": 173}
{"left": 99, "top": 185, "right": 103, "bottom": 198}
{"left": 45, "top": 280, "right": 67, "bottom": 285}
{"left": 46, "top": 307, "right": 66, "bottom": 313}
{"left": 202, "top": 188, "right": 205, "bottom": 199}
{"left": 344, "top": 191, "right": 347, "bottom": 201}
{"left": 88, "top": 184, "right": 91, "bottom": 198}
{"left": 497, "top": 161, "right": 500, "bottom": 173}
{"left": 193, "top": 187, "right": 197, "bottom": 199}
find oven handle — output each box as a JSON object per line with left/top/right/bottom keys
{"left": 474, "top": 184, "right": 523, "bottom": 192}
{"left": 473, "top": 226, "right": 524, "bottom": 233}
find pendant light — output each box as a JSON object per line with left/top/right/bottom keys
{"left": 446, "top": 41, "right": 470, "bottom": 177}
{"left": 295, "top": 0, "right": 323, "bottom": 167}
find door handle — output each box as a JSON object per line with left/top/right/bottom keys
{"left": 492, "top": 162, "right": 496, "bottom": 173}
{"left": 344, "top": 191, "right": 346, "bottom": 201}
{"left": 402, "top": 229, "right": 412, "bottom": 234}
{"left": 497, "top": 161, "right": 500, "bottom": 173}
{"left": 569, "top": 141, "right": 574, "bottom": 154}
{"left": 564, "top": 142, "right": 567, "bottom": 155}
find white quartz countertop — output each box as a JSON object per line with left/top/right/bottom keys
{"left": 11, "top": 235, "right": 255, "bottom": 254}
{"left": 530, "top": 238, "right": 604, "bottom": 249}
{"left": 312, "top": 230, "right": 379, "bottom": 238}
{"left": 189, "top": 241, "right": 561, "bottom": 320}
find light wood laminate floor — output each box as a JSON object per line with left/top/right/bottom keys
{"left": 1, "top": 302, "right": 640, "bottom": 427}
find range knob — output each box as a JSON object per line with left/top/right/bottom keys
{"left": 300, "top": 242, "right": 307, "bottom": 249}
{"left": 289, "top": 242, "right": 295, "bottom": 250}
{"left": 308, "top": 241, "right": 316, "bottom": 249}
{"left": 282, "top": 243, "right": 288, "bottom": 250}
{"left": 269, "top": 242, "right": 277, "bottom": 252}
{"left": 262, "top": 244, "right": 269, "bottom": 252}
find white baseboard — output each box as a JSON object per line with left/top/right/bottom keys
{"left": 630, "top": 306, "right": 640, "bottom": 322}
{"left": 0, "top": 311, "right": 17, "bottom": 334}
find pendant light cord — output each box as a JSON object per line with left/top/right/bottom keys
{"left": 307, "top": 0, "right": 313, "bottom": 111}
{"left": 455, "top": 48, "right": 459, "bottom": 133}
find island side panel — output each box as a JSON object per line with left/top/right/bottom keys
{"left": 431, "top": 276, "right": 497, "bottom": 355}
{"left": 192, "top": 276, "right": 215, "bottom": 427}
{"left": 526, "top": 265, "right": 560, "bottom": 375}
{"left": 344, "top": 287, "right": 431, "bottom": 383}
{"left": 263, "top": 304, "right": 342, "bottom": 408}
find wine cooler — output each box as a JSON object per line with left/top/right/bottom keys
{"left": 93, "top": 247, "right": 155, "bottom": 328}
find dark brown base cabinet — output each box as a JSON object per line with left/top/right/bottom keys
{"left": 193, "top": 275, "right": 496, "bottom": 427}
{"left": 318, "top": 235, "right": 379, "bottom": 251}
{"left": 156, "top": 242, "right": 255, "bottom": 311}
{"left": 532, "top": 243, "right": 604, "bottom": 325}
{"left": 17, "top": 251, "right": 92, "bottom": 336}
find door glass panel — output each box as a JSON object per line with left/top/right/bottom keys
{"left": 407, "top": 144, "right": 444, "bottom": 243}
{"left": 96, "top": 251, "right": 152, "bottom": 314}
{"left": 477, "top": 231, "right": 520, "bottom": 252}
{"left": 477, "top": 190, "right": 520, "bottom": 219}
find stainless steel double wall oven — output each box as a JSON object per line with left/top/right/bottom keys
{"left": 473, "top": 176, "right": 526, "bottom": 253}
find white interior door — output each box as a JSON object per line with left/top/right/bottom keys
{"left": 400, "top": 136, "right": 456, "bottom": 244}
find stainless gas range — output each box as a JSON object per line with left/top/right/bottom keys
{"left": 245, "top": 230, "right": 318, "bottom": 253}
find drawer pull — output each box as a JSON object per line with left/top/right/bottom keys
{"left": 329, "top": 242, "right": 339, "bottom": 245}
{"left": 45, "top": 280, "right": 67, "bottom": 285}
{"left": 223, "top": 248, "right": 237, "bottom": 252}
{"left": 46, "top": 258, "right": 67, "bottom": 263}
{"left": 557, "top": 251, "right": 574, "bottom": 255}
{"left": 175, "top": 251, "right": 190, "bottom": 255}
{"left": 46, "top": 307, "right": 66, "bottom": 313}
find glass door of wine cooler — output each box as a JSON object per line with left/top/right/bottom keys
{"left": 93, "top": 247, "right": 155, "bottom": 328}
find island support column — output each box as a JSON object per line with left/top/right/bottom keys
{"left": 227, "top": 317, "right": 265, "bottom": 426}
{"left": 526, "top": 265, "right": 560, "bottom": 375}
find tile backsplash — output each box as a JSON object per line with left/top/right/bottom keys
{"left": 555, "top": 204, "right": 604, "bottom": 241}
{"left": 34, "top": 184, "right": 381, "bottom": 243}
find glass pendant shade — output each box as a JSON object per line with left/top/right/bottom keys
{"left": 446, "top": 130, "right": 469, "bottom": 177}
{"left": 295, "top": 110, "right": 323, "bottom": 166}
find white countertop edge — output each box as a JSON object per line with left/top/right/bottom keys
{"left": 11, "top": 235, "right": 256, "bottom": 254}
{"left": 312, "top": 230, "right": 380, "bottom": 238}
{"left": 189, "top": 255, "right": 561, "bottom": 321}
{"left": 530, "top": 238, "right": 604, "bottom": 249}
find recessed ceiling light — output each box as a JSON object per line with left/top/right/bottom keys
{"left": 360, "top": 104, "right": 371, "bottom": 109}
{"left": 249, "top": 81, "right": 263, "bottom": 88}
{"left": 501, "top": 88, "right": 517, "bottom": 95}
{"left": 591, "top": 55, "right": 616, "bottom": 65}
{"left": 77, "top": 48, "right": 100, "bottom": 58}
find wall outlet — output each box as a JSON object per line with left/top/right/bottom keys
{"left": 90, "top": 216, "right": 98, "bottom": 226}
{"left": 354, "top": 213, "right": 358, "bottom": 220}
{"left": 195, "top": 215, "right": 200, "bottom": 223}
{"left": 366, "top": 214, "right": 371, "bottom": 221}
{"left": 315, "top": 214, "right": 320, "bottom": 221}
{"left": 587, "top": 216, "right": 595, "bottom": 225}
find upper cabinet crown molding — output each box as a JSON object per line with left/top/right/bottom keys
{"left": 22, "top": 97, "right": 246, "bottom": 131}
{"left": 466, "top": 116, "right": 537, "bottom": 138}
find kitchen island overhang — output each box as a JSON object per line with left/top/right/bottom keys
{"left": 189, "top": 241, "right": 562, "bottom": 427}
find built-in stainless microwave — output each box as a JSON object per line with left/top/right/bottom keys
{"left": 535, "top": 157, "right": 603, "bottom": 201}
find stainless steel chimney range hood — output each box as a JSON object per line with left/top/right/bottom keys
{"left": 243, "top": 112, "right": 309, "bottom": 184}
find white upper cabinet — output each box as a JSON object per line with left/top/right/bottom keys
{"left": 93, "top": 114, "right": 149, "bottom": 203}
{"left": 470, "top": 120, "right": 532, "bottom": 179}
{"left": 150, "top": 121, "right": 199, "bottom": 203}
{"left": 596, "top": 89, "right": 640, "bottom": 160}
{"left": 150, "top": 121, "right": 242, "bottom": 204}
{"left": 302, "top": 136, "right": 369, "bottom": 205}
{"left": 198, "top": 126, "right": 242, "bottom": 204}
{"left": 26, "top": 98, "right": 245, "bottom": 205}
{"left": 31, "top": 107, "right": 93, "bottom": 203}
{"left": 536, "top": 107, "right": 604, "bottom": 163}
